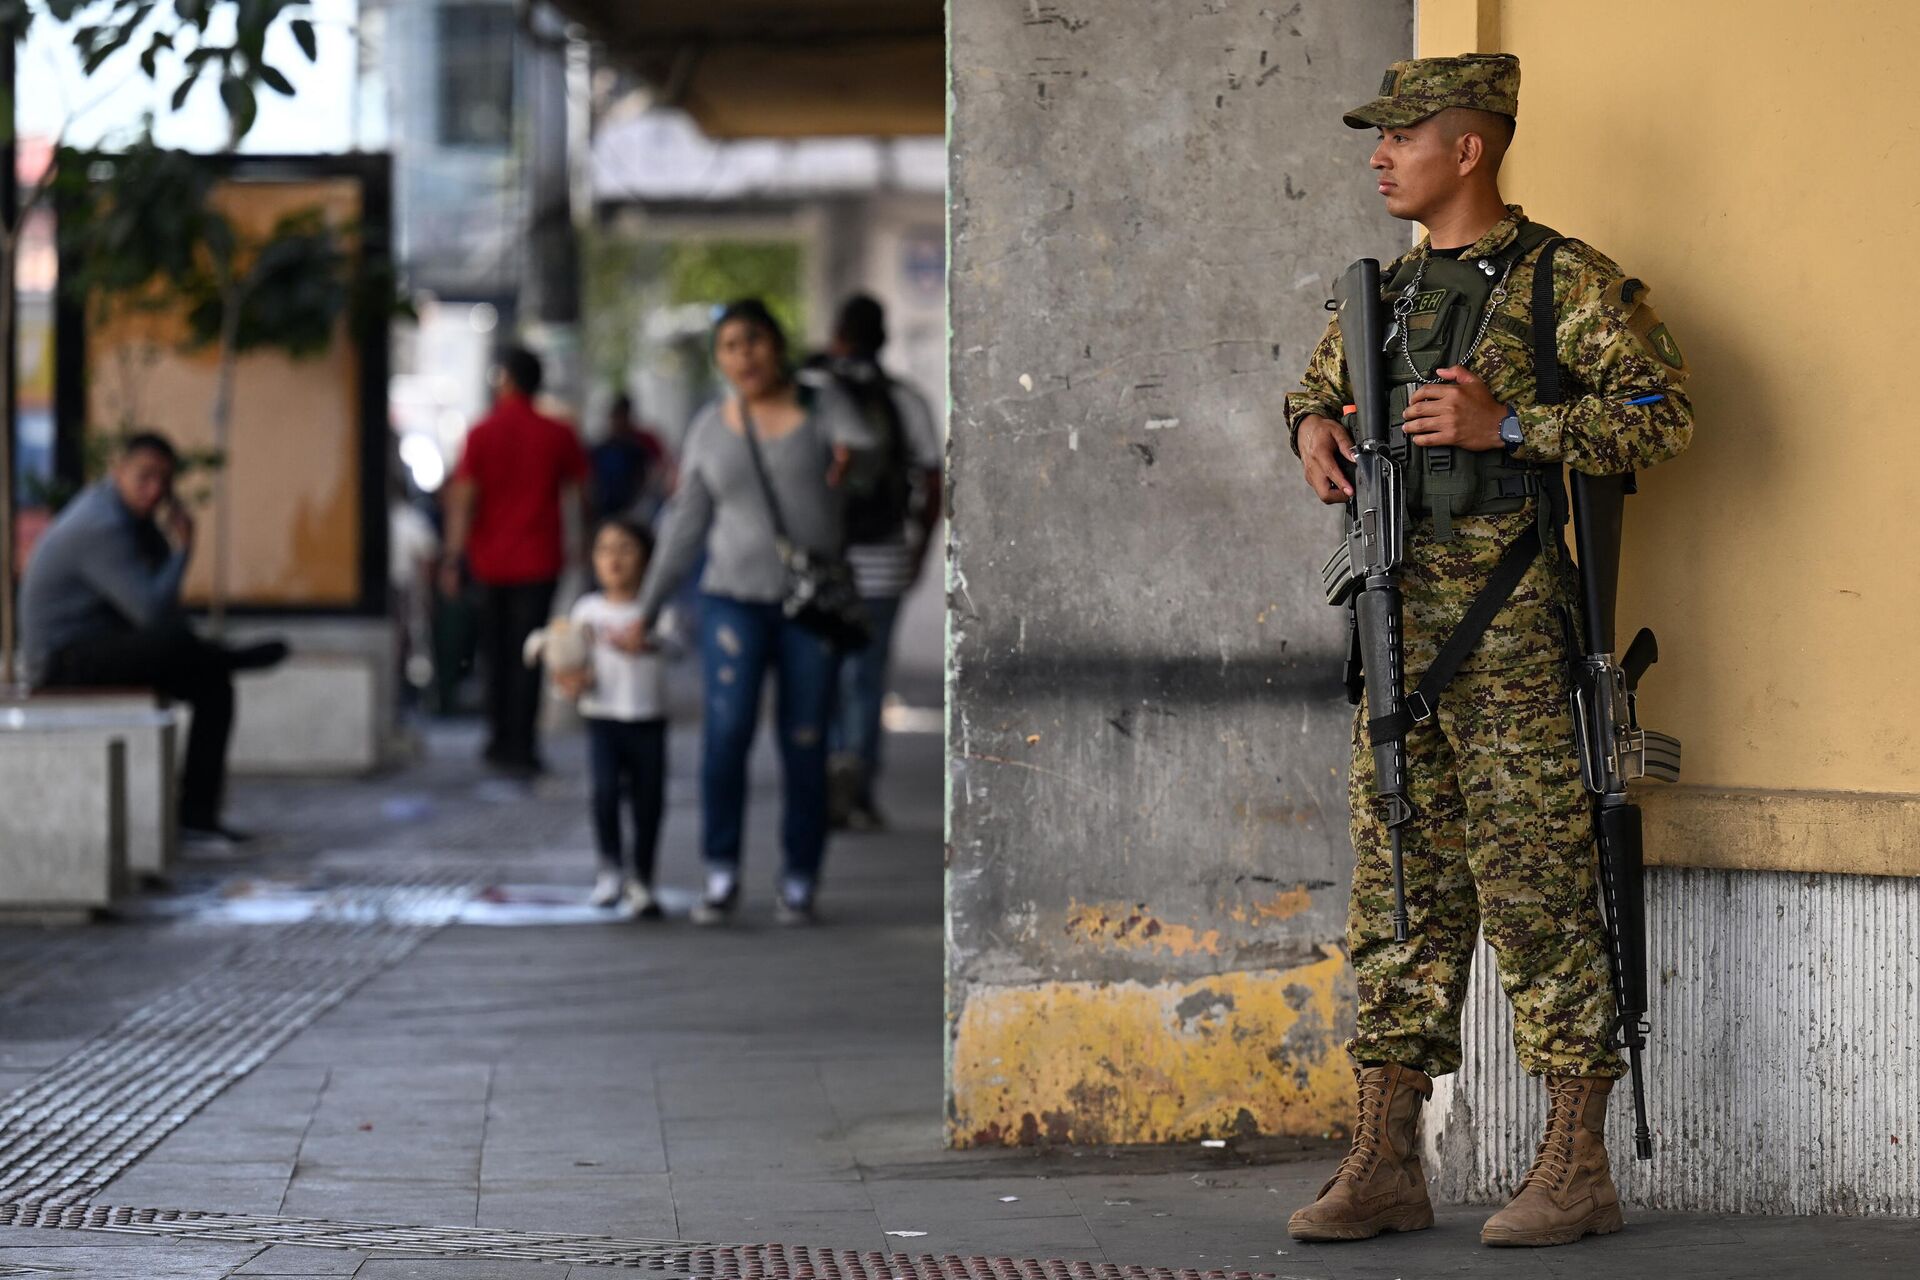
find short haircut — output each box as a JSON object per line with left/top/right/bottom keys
{"left": 835, "top": 293, "right": 886, "bottom": 355}
{"left": 499, "top": 345, "right": 544, "bottom": 396}
{"left": 610, "top": 391, "right": 634, "bottom": 417}
{"left": 1436, "top": 106, "right": 1515, "bottom": 174}
{"left": 121, "top": 431, "right": 178, "bottom": 466}
{"left": 596, "top": 515, "right": 655, "bottom": 561}
{"left": 712, "top": 298, "right": 788, "bottom": 358}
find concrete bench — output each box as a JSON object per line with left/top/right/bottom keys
{"left": 0, "top": 706, "right": 175, "bottom": 914}
{"left": 227, "top": 652, "right": 382, "bottom": 776}
{"left": 1, "top": 695, "right": 178, "bottom": 880}
{"left": 221, "top": 619, "right": 396, "bottom": 777}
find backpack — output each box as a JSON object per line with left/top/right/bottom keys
{"left": 813, "top": 354, "right": 914, "bottom": 545}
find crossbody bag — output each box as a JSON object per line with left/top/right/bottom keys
{"left": 738, "top": 400, "right": 872, "bottom": 652}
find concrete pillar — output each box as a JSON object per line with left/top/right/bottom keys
{"left": 946, "top": 1, "right": 1411, "bottom": 1146}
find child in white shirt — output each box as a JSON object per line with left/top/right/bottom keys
{"left": 559, "top": 519, "right": 670, "bottom": 918}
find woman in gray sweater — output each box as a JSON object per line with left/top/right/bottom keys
{"left": 635, "top": 300, "right": 869, "bottom": 925}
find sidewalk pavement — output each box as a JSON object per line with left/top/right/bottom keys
{"left": 0, "top": 695, "right": 1911, "bottom": 1279}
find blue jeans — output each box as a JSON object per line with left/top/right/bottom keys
{"left": 828, "top": 594, "right": 904, "bottom": 804}
{"left": 698, "top": 594, "right": 838, "bottom": 886}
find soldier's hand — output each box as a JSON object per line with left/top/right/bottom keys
{"left": 1403, "top": 366, "right": 1505, "bottom": 451}
{"left": 1299, "top": 415, "right": 1356, "bottom": 505}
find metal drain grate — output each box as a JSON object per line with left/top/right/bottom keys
{"left": 0, "top": 1204, "right": 1278, "bottom": 1278}
{"left": 0, "top": 878, "right": 470, "bottom": 1206}
{"left": 655, "top": 1247, "right": 1277, "bottom": 1280}
{"left": 0, "top": 881, "right": 1283, "bottom": 1280}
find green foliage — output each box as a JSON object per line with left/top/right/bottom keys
{"left": 24, "top": 430, "right": 223, "bottom": 511}
{"left": 7, "top": 0, "right": 322, "bottom": 143}
{"left": 582, "top": 231, "right": 664, "bottom": 391}
{"left": 663, "top": 241, "right": 805, "bottom": 347}
{"left": 54, "top": 138, "right": 213, "bottom": 303}
{"left": 57, "top": 137, "right": 360, "bottom": 364}
{"left": 185, "top": 208, "right": 347, "bottom": 355}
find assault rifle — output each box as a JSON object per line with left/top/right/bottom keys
{"left": 1320, "top": 258, "right": 1414, "bottom": 943}
{"left": 1566, "top": 471, "right": 1681, "bottom": 1162}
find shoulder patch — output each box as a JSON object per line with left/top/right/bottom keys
{"left": 1644, "top": 322, "right": 1685, "bottom": 371}
{"left": 1619, "top": 285, "right": 1686, "bottom": 373}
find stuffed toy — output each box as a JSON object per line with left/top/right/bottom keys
{"left": 522, "top": 617, "right": 593, "bottom": 696}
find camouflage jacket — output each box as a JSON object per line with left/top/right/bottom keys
{"left": 1282, "top": 205, "right": 1694, "bottom": 673}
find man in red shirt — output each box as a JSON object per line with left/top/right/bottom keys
{"left": 439, "top": 346, "right": 590, "bottom": 774}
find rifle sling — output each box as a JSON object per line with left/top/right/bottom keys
{"left": 1363, "top": 230, "right": 1572, "bottom": 748}
{"left": 1366, "top": 523, "right": 1542, "bottom": 746}
{"left": 1532, "top": 236, "right": 1569, "bottom": 406}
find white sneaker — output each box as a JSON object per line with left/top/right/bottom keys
{"left": 588, "top": 869, "right": 623, "bottom": 907}
{"left": 774, "top": 876, "right": 817, "bottom": 926}
{"left": 773, "top": 895, "right": 817, "bottom": 927}
{"left": 691, "top": 874, "right": 738, "bottom": 927}
{"left": 622, "top": 881, "right": 662, "bottom": 920}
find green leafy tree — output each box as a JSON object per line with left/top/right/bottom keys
{"left": 664, "top": 241, "right": 805, "bottom": 347}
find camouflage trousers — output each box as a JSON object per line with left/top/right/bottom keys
{"left": 1345, "top": 658, "right": 1624, "bottom": 1079}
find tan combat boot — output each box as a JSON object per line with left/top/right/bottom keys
{"left": 1287, "top": 1064, "right": 1434, "bottom": 1241}
{"left": 1481, "top": 1076, "right": 1626, "bottom": 1247}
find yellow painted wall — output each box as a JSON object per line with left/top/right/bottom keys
{"left": 1418, "top": 3, "right": 1920, "bottom": 859}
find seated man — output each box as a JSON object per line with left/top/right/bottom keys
{"left": 20, "top": 432, "right": 285, "bottom": 844}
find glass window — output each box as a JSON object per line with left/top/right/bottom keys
{"left": 437, "top": 3, "right": 515, "bottom": 148}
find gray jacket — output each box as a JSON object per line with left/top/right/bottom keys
{"left": 638, "top": 387, "right": 870, "bottom": 621}
{"left": 20, "top": 482, "right": 188, "bottom": 684}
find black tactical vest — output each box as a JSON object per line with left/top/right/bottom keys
{"left": 1378, "top": 221, "right": 1559, "bottom": 541}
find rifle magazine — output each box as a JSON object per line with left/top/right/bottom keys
{"left": 1322, "top": 538, "right": 1359, "bottom": 606}
{"left": 1630, "top": 730, "right": 1682, "bottom": 785}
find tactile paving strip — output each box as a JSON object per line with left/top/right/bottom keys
{"left": 0, "top": 880, "right": 1281, "bottom": 1280}
{"left": 0, "top": 1203, "right": 1277, "bottom": 1278}
{"left": 0, "top": 878, "right": 471, "bottom": 1206}
{"left": 0, "top": 1202, "right": 687, "bottom": 1265}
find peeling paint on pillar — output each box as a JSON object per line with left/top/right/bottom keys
{"left": 946, "top": 0, "right": 1413, "bottom": 1148}
{"left": 951, "top": 951, "right": 1356, "bottom": 1147}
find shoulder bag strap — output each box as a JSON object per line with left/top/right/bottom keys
{"left": 736, "top": 399, "right": 793, "bottom": 546}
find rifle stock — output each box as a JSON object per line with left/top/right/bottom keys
{"left": 1570, "top": 472, "right": 1626, "bottom": 656}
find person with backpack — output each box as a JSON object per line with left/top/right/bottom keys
{"left": 803, "top": 295, "right": 943, "bottom": 831}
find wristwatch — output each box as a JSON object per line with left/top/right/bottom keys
{"left": 1497, "top": 406, "right": 1524, "bottom": 455}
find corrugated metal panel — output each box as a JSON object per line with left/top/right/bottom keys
{"left": 1424, "top": 867, "right": 1920, "bottom": 1214}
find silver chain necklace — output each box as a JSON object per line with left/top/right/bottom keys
{"left": 1392, "top": 249, "right": 1515, "bottom": 387}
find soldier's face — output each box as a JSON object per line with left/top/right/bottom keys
{"left": 1370, "top": 120, "right": 1455, "bottom": 221}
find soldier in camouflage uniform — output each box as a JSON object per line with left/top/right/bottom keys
{"left": 1279, "top": 54, "right": 1693, "bottom": 1247}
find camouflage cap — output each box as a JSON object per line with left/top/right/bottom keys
{"left": 1342, "top": 53, "right": 1519, "bottom": 130}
